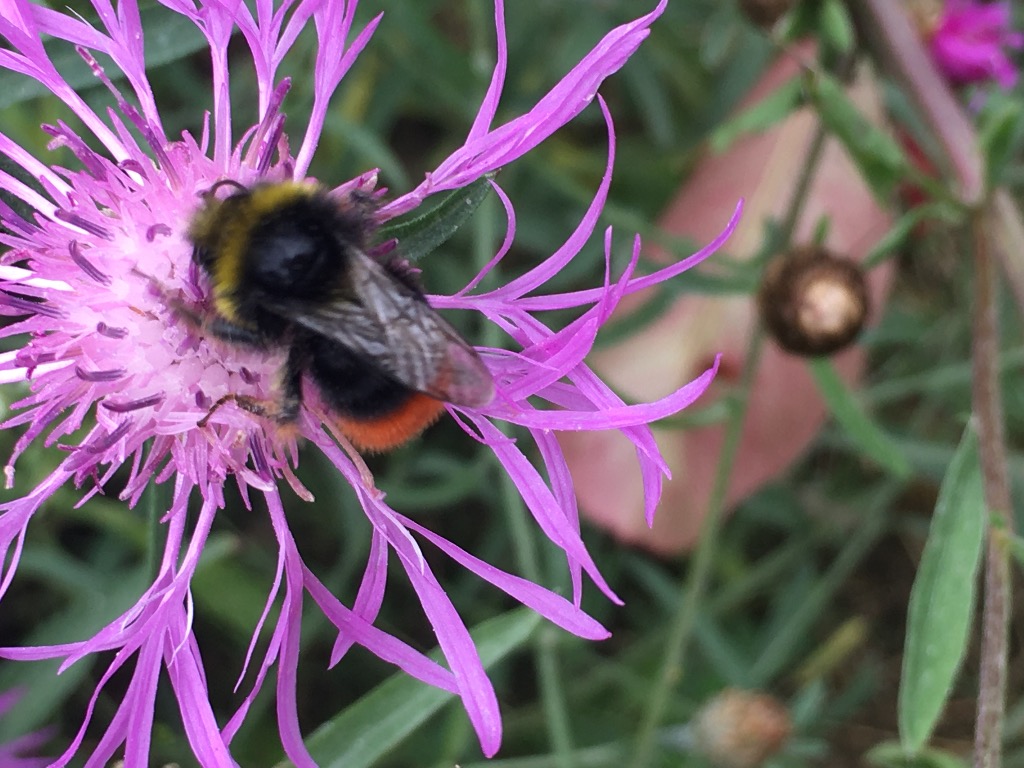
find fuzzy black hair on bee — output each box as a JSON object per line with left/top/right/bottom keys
{"left": 186, "top": 180, "right": 494, "bottom": 450}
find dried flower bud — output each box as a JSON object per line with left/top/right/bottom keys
{"left": 738, "top": 0, "right": 796, "bottom": 28}
{"left": 693, "top": 689, "right": 791, "bottom": 768}
{"left": 757, "top": 245, "right": 869, "bottom": 357}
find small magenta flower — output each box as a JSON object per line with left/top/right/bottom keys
{"left": 0, "top": 0, "right": 739, "bottom": 765}
{"left": 929, "top": 0, "right": 1023, "bottom": 89}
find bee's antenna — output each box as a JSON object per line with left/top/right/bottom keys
{"left": 202, "top": 179, "right": 248, "bottom": 198}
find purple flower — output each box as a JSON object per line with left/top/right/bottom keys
{"left": 0, "top": 0, "right": 739, "bottom": 765}
{"left": 930, "top": 0, "right": 1023, "bottom": 89}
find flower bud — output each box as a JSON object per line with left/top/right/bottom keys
{"left": 693, "top": 689, "right": 791, "bottom": 768}
{"left": 757, "top": 245, "right": 869, "bottom": 357}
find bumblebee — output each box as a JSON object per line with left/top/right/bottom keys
{"left": 186, "top": 180, "right": 494, "bottom": 451}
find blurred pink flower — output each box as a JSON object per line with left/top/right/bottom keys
{"left": 0, "top": 0, "right": 738, "bottom": 764}
{"left": 930, "top": 0, "right": 1023, "bottom": 88}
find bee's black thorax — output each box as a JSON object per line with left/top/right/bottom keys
{"left": 244, "top": 194, "right": 359, "bottom": 299}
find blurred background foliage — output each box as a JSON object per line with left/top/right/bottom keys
{"left": 0, "top": 0, "right": 1022, "bottom": 766}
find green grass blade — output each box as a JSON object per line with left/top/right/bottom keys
{"left": 810, "top": 358, "right": 912, "bottom": 478}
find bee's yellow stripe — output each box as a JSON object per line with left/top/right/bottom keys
{"left": 203, "top": 181, "right": 320, "bottom": 323}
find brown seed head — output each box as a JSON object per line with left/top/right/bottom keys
{"left": 694, "top": 689, "right": 792, "bottom": 768}
{"left": 757, "top": 245, "right": 869, "bottom": 357}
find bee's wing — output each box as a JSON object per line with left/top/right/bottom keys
{"left": 268, "top": 251, "right": 494, "bottom": 408}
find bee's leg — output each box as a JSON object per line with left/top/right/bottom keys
{"left": 197, "top": 392, "right": 291, "bottom": 428}
{"left": 197, "top": 344, "right": 306, "bottom": 428}
{"left": 131, "top": 268, "right": 202, "bottom": 323}
{"left": 206, "top": 317, "right": 268, "bottom": 349}
{"left": 198, "top": 393, "right": 269, "bottom": 427}
{"left": 275, "top": 343, "right": 308, "bottom": 425}
{"left": 159, "top": 293, "right": 269, "bottom": 352}
{"left": 169, "top": 299, "right": 204, "bottom": 328}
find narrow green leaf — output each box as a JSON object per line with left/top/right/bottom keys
{"left": 867, "top": 741, "right": 968, "bottom": 768}
{"left": 863, "top": 202, "right": 962, "bottom": 269}
{"left": 0, "top": 605, "right": 97, "bottom": 740}
{"left": 810, "top": 359, "right": 912, "bottom": 478}
{"left": 288, "top": 608, "right": 541, "bottom": 768}
{"left": 698, "top": 3, "right": 739, "bottom": 69}
{"left": 776, "top": 0, "right": 819, "bottom": 40}
{"left": 977, "top": 94, "right": 1024, "bottom": 190}
{"left": 819, "top": 0, "right": 855, "bottom": 55}
{"left": 710, "top": 79, "right": 804, "bottom": 153}
{"left": 811, "top": 214, "right": 831, "bottom": 246}
{"left": 0, "top": 565, "right": 150, "bottom": 739}
{"left": 788, "top": 680, "right": 828, "bottom": 730}
{"left": 807, "top": 72, "right": 907, "bottom": 201}
{"left": 380, "top": 175, "right": 493, "bottom": 263}
{"left": 192, "top": 535, "right": 277, "bottom": 642}
{"left": 898, "top": 424, "right": 985, "bottom": 753}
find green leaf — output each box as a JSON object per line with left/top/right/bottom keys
{"left": 287, "top": 608, "right": 541, "bottom": 768}
{"left": 710, "top": 79, "right": 804, "bottom": 153}
{"left": 776, "top": 0, "right": 820, "bottom": 41}
{"left": 863, "top": 202, "right": 962, "bottom": 269}
{"left": 380, "top": 175, "right": 493, "bottom": 263}
{"left": 807, "top": 72, "right": 907, "bottom": 201}
{"left": 0, "top": 5, "right": 206, "bottom": 110}
{"left": 811, "top": 214, "right": 831, "bottom": 246}
{"left": 819, "top": 0, "right": 855, "bottom": 55}
{"left": 0, "top": 563, "right": 151, "bottom": 739}
{"left": 867, "top": 740, "right": 968, "bottom": 768}
{"left": 898, "top": 424, "right": 985, "bottom": 754}
{"left": 192, "top": 534, "right": 277, "bottom": 642}
{"left": 0, "top": 603, "right": 98, "bottom": 740}
{"left": 1008, "top": 533, "right": 1024, "bottom": 573}
{"left": 698, "top": 3, "right": 739, "bottom": 69}
{"left": 977, "top": 94, "right": 1024, "bottom": 190}
{"left": 810, "top": 359, "right": 912, "bottom": 478}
